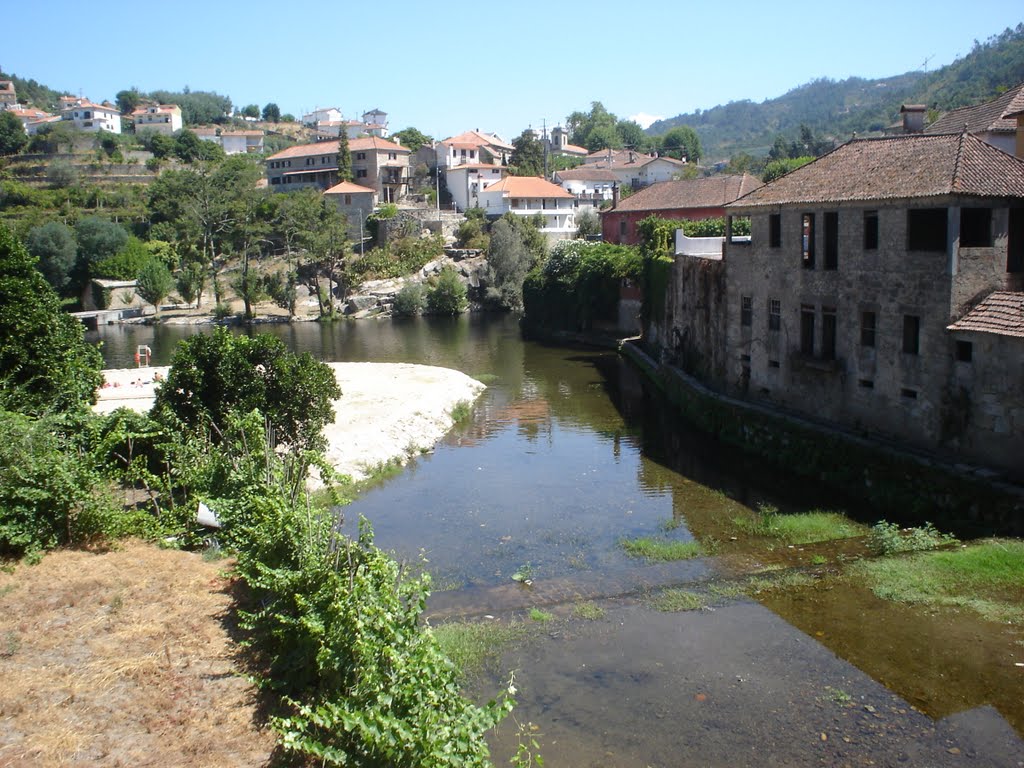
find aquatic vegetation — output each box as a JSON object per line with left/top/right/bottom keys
{"left": 732, "top": 503, "right": 866, "bottom": 545}
{"left": 572, "top": 601, "right": 605, "bottom": 620}
{"left": 851, "top": 539, "right": 1024, "bottom": 624}
{"left": 529, "top": 608, "right": 555, "bottom": 623}
{"left": 620, "top": 537, "right": 702, "bottom": 562}
{"left": 647, "top": 588, "right": 706, "bottom": 612}
{"left": 433, "top": 620, "right": 530, "bottom": 680}
{"left": 450, "top": 400, "right": 473, "bottom": 424}
{"left": 472, "top": 374, "right": 499, "bottom": 385}
{"left": 866, "top": 521, "right": 958, "bottom": 555}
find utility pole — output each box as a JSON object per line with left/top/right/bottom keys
{"left": 542, "top": 117, "right": 549, "bottom": 179}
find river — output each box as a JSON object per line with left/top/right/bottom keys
{"left": 88, "top": 315, "right": 1024, "bottom": 767}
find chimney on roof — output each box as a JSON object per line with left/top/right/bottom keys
{"left": 900, "top": 104, "right": 926, "bottom": 134}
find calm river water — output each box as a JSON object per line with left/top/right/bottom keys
{"left": 88, "top": 316, "right": 1024, "bottom": 767}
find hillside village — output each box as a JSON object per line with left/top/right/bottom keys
{"left": 1, "top": 70, "right": 1023, "bottom": 485}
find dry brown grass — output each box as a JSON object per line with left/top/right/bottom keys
{"left": 0, "top": 541, "right": 274, "bottom": 767}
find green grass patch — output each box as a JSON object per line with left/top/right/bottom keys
{"left": 647, "top": 588, "right": 707, "bottom": 612}
{"left": 432, "top": 620, "right": 528, "bottom": 680}
{"left": 659, "top": 516, "right": 685, "bottom": 532}
{"left": 528, "top": 607, "right": 555, "bottom": 623}
{"left": 472, "top": 373, "right": 499, "bottom": 385}
{"left": 450, "top": 400, "right": 472, "bottom": 424}
{"left": 572, "top": 601, "right": 605, "bottom": 620}
{"left": 620, "top": 537, "right": 702, "bottom": 562}
{"left": 732, "top": 504, "right": 866, "bottom": 545}
{"left": 866, "top": 521, "right": 958, "bottom": 555}
{"left": 851, "top": 539, "right": 1024, "bottom": 624}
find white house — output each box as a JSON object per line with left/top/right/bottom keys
{"left": 61, "top": 99, "right": 121, "bottom": 134}
{"left": 445, "top": 164, "right": 506, "bottom": 211}
{"left": 194, "top": 127, "right": 265, "bottom": 155}
{"left": 302, "top": 107, "right": 343, "bottom": 126}
{"left": 477, "top": 176, "right": 576, "bottom": 240}
{"left": 553, "top": 167, "right": 619, "bottom": 211}
{"left": 131, "top": 104, "right": 182, "bottom": 135}
{"left": 4, "top": 107, "right": 53, "bottom": 133}
{"left": 437, "top": 129, "right": 514, "bottom": 170}
{"left": 582, "top": 149, "right": 686, "bottom": 189}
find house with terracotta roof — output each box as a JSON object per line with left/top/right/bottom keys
{"left": 437, "top": 130, "right": 514, "bottom": 170}
{"left": 61, "top": 98, "right": 121, "bottom": 134}
{"left": 324, "top": 180, "right": 377, "bottom": 237}
{"left": 4, "top": 107, "right": 53, "bottom": 133}
{"left": 131, "top": 104, "right": 182, "bottom": 135}
{"left": 601, "top": 174, "right": 762, "bottom": 245}
{"left": 582, "top": 148, "right": 687, "bottom": 190}
{"left": 265, "top": 136, "right": 410, "bottom": 202}
{"left": 553, "top": 167, "right": 619, "bottom": 211}
{"left": 924, "top": 82, "right": 1024, "bottom": 155}
{"left": 675, "top": 130, "right": 1024, "bottom": 476}
{"left": 477, "top": 176, "right": 576, "bottom": 239}
{"left": 546, "top": 126, "right": 588, "bottom": 158}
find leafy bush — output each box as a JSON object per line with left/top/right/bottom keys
{"left": 392, "top": 282, "right": 425, "bottom": 317}
{"left": 425, "top": 267, "right": 467, "bottom": 315}
{"left": 153, "top": 329, "right": 341, "bottom": 453}
{"left": 867, "top": 521, "right": 959, "bottom": 555}
{"left": 0, "top": 224, "right": 104, "bottom": 415}
{"left": 351, "top": 235, "right": 443, "bottom": 281}
{"left": 0, "top": 410, "right": 118, "bottom": 556}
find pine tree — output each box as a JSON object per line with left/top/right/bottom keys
{"left": 336, "top": 130, "right": 352, "bottom": 183}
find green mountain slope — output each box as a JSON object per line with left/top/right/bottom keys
{"left": 649, "top": 24, "right": 1024, "bottom": 161}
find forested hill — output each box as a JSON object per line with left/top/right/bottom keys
{"left": 648, "top": 24, "right": 1024, "bottom": 162}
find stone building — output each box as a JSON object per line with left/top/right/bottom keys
{"left": 266, "top": 136, "right": 409, "bottom": 202}
{"left": 660, "top": 130, "right": 1024, "bottom": 478}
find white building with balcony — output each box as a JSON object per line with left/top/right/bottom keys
{"left": 132, "top": 104, "right": 182, "bottom": 135}
{"left": 61, "top": 99, "right": 121, "bottom": 134}
{"left": 477, "top": 176, "right": 576, "bottom": 240}
{"left": 445, "top": 163, "right": 506, "bottom": 211}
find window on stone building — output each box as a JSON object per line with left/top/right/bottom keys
{"left": 824, "top": 211, "right": 838, "bottom": 269}
{"left": 768, "top": 299, "right": 781, "bottom": 331}
{"left": 619, "top": 220, "right": 627, "bottom": 238}
{"left": 769, "top": 214, "right": 781, "bottom": 248}
{"left": 859, "top": 379, "right": 874, "bottom": 389}
{"left": 907, "top": 208, "right": 947, "bottom": 251}
{"left": 801, "top": 213, "right": 815, "bottom": 268}
{"left": 902, "top": 315, "right": 920, "bottom": 355}
{"left": 357, "top": 152, "right": 366, "bottom": 160}
{"left": 860, "top": 311, "right": 876, "bottom": 347}
{"left": 800, "top": 304, "right": 815, "bottom": 356}
{"left": 741, "top": 296, "right": 752, "bottom": 326}
{"left": 960, "top": 208, "right": 992, "bottom": 247}
{"left": 357, "top": 169, "right": 367, "bottom": 178}
{"left": 822, "top": 307, "right": 837, "bottom": 360}
{"left": 956, "top": 340, "right": 973, "bottom": 362}
{"left": 1009, "top": 208, "right": 1024, "bottom": 272}
{"left": 901, "top": 388, "right": 918, "bottom": 400}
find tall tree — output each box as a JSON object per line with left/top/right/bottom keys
{"left": 26, "top": 222, "right": 77, "bottom": 292}
{"left": 391, "top": 127, "right": 432, "bottom": 152}
{"left": 336, "top": 131, "right": 352, "bottom": 183}
{"left": 0, "top": 111, "right": 27, "bottom": 156}
{"left": 262, "top": 102, "right": 281, "bottom": 122}
{"left": 115, "top": 88, "right": 142, "bottom": 114}
{"left": 510, "top": 130, "right": 545, "bottom": 177}
{"left": 0, "top": 224, "right": 103, "bottom": 414}
{"left": 135, "top": 258, "right": 173, "bottom": 314}
{"left": 661, "top": 125, "right": 702, "bottom": 162}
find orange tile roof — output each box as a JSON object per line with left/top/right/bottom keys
{"left": 324, "top": 181, "right": 377, "bottom": 195}
{"left": 926, "top": 82, "right": 1024, "bottom": 135}
{"left": 729, "top": 132, "right": 1024, "bottom": 209}
{"left": 613, "top": 174, "right": 762, "bottom": 212}
{"left": 947, "top": 292, "right": 1024, "bottom": 338}
{"left": 482, "top": 176, "right": 573, "bottom": 199}
{"left": 349, "top": 136, "right": 408, "bottom": 153}
{"left": 442, "top": 129, "right": 514, "bottom": 151}
{"left": 268, "top": 136, "right": 408, "bottom": 161}
{"left": 131, "top": 104, "right": 180, "bottom": 116}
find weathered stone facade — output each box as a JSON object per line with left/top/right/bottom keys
{"left": 652, "top": 132, "right": 1024, "bottom": 480}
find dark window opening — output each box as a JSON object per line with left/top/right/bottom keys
{"left": 821, "top": 307, "right": 837, "bottom": 360}
{"left": 956, "top": 340, "right": 973, "bottom": 362}
{"left": 858, "top": 379, "right": 875, "bottom": 389}
{"left": 901, "top": 388, "right": 918, "bottom": 400}
{"left": 740, "top": 353, "right": 751, "bottom": 363}
{"left": 902, "top": 315, "right": 920, "bottom": 355}
{"left": 801, "top": 213, "right": 815, "bottom": 268}
{"left": 1008, "top": 208, "right": 1024, "bottom": 273}
{"left": 768, "top": 359, "right": 780, "bottom": 368}
{"left": 960, "top": 208, "right": 992, "bottom": 247}
{"left": 800, "top": 305, "right": 815, "bottom": 356}
{"left": 768, "top": 299, "right": 781, "bottom": 331}
{"left": 619, "top": 220, "right": 628, "bottom": 238}
{"left": 769, "top": 214, "right": 781, "bottom": 248}
{"left": 741, "top": 296, "right": 752, "bottom": 327}
{"left": 860, "top": 311, "right": 876, "bottom": 348}
{"left": 907, "top": 208, "right": 947, "bottom": 251}
{"left": 824, "top": 211, "right": 838, "bottom": 269}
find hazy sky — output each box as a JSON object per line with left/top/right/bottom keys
{"left": 3, "top": 0, "right": 1021, "bottom": 140}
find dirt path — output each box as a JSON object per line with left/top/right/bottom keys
{"left": 0, "top": 542, "right": 274, "bottom": 767}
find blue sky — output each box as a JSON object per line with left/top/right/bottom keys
{"left": 2, "top": 1, "right": 1021, "bottom": 141}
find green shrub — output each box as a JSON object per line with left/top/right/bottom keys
{"left": 153, "top": 329, "right": 341, "bottom": 454}
{"left": 392, "top": 282, "right": 425, "bottom": 317}
{"left": 0, "top": 410, "right": 117, "bottom": 556}
{"left": 425, "top": 267, "right": 467, "bottom": 315}
{"left": 867, "top": 521, "right": 958, "bottom": 555}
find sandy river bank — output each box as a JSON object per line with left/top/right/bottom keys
{"left": 95, "top": 363, "right": 486, "bottom": 482}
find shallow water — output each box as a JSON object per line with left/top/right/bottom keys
{"left": 89, "top": 315, "right": 1024, "bottom": 762}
